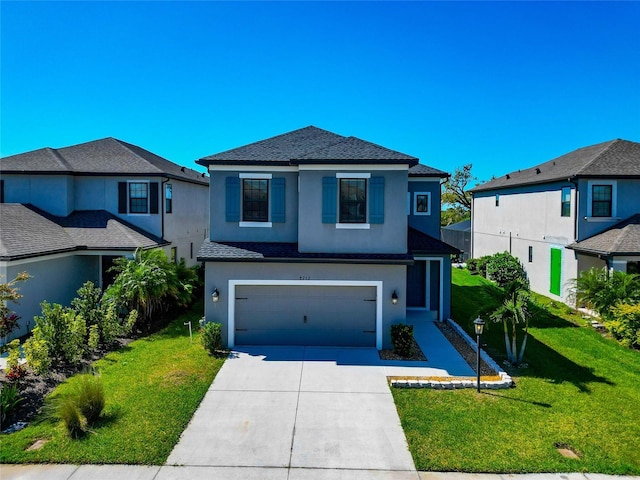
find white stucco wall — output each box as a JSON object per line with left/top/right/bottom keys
{"left": 472, "top": 182, "right": 578, "bottom": 303}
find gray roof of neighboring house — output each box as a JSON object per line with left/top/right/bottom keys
{"left": 1, "top": 138, "right": 208, "bottom": 185}
{"left": 197, "top": 239, "right": 413, "bottom": 264}
{"left": 566, "top": 214, "right": 640, "bottom": 256}
{"left": 408, "top": 163, "right": 449, "bottom": 178}
{"left": 197, "top": 126, "right": 419, "bottom": 166}
{"left": 441, "top": 219, "right": 471, "bottom": 232}
{"left": 471, "top": 139, "right": 640, "bottom": 192}
{"left": 0, "top": 204, "right": 167, "bottom": 261}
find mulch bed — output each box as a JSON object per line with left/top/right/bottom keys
{"left": 379, "top": 337, "right": 427, "bottom": 361}
{"left": 434, "top": 321, "right": 496, "bottom": 376}
{"left": 1, "top": 338, "right": 133, "bottom": 431}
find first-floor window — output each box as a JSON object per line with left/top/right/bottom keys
{"left": 528, "top": 246, "right": 533, "bottom": 263}
{"left": 170, "top": 247, "right": 177, "bottom": 263}
{"left": 129, "top": 182, "right": 148, "bottom": 213}
{"left": 339, "top": 178, "right": 366, "bottom": 223}
{"left": 592, "top": 185, "right": 612, "bottom": 217}
{"left": 243, "top": 179, "right": 269, "bottom": 222}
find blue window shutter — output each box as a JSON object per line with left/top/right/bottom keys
{"left": 369, "top": 176, "right": 385, "bottom": 224}
{"left": 149, "top": 182, "right": 159, "bottom": 214}
{"left": 322, "top": 177, "right": 337, "bottom": 223}
{"left": 225, "top": 176, "right": 240, "bottom": 222}
{"left": 271, "top": 177, "right": 286, "bottom": 223}
{"left": 118, "top": 182, "right": 128, "bottom": 214}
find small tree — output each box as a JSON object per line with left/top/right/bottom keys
{"left": 490, "top": 279, "right": 532, "bottom": 366}
{"left": 486, "top": 252, "right": 529, "bottom": 288}
{"left": 441, "top": 164, "right": 476, "bottom": 226}
{"left": 0, "top": 272, "right": 30, "bottom": 339}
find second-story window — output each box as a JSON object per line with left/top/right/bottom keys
{"left": 129, "top": 182, "right": 148, "bottom": 214}
{"left": 413, "top": 192, "right": 431, "bottom": 215}
{"left": 592, "top": 184, "right": 612, "bottom": 217}
{"left": 561, "top": 187, "right": 571, "bottom": 217}
{"left": 165, "top": 184, "right": 172, "bottom": 213}
{"left": 243, "top": 179, "right": 269, "bottom": 222}
{"left": 339, "top": 178, "right": 366, "bottom": 223}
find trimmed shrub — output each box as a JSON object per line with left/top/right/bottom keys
{"left": 391, "top": 323, "right": 414, "bottom": 357}
{"left": 200, "top": 322, "right": 223, "bottom": 355}
{"left": 468, "top": 255, "right": 491, "bottom": 277}
{"left": 486, "top": 252, "right": 529, "bottom": 288}
{"left": 607, "top": 302, "right": 640, "bottom": 349}
{"left": 23, "top": 329, "right": 52, "bottom": 375}
{"left": 5, "top": 339, "right": 21, "bottom": 371}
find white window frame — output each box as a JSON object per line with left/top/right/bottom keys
{"left": 127, "top": 180, "right": 150, "bottom": 216}
{"left": 586, "top": 180, "right": 617, "bottom": 220}
{"left": 239, "top": 173, "right": 273, "bottom": 228}
{"left": 336, "top": 172, "right": 371, "bottom": 229}
{"left": 413, "top": 192, "right": 431, "bottom": 216}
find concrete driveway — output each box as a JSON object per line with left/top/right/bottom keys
{"left": 166, "top": 346, "right": 417, "bottom": 476}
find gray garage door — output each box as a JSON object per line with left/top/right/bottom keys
{"left": 234, "top": 285, "right": 377, "bottom": 346}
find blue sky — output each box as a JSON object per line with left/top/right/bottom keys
{"left": 2, "top": 1, "right": 639, "bottom": 184}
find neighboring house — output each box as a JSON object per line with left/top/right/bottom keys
{"left": 0, "top": 138, "right": 209, "bottom": 341}
{"left": 441, "top": 219, "right": 471, "bottom": 261}
{"left": 470, "top": 139, "right": 640, "bottom": 304}
{"left": 197, "top": 126, "right": 458, "bottom": 350}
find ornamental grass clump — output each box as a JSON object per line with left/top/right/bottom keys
{"left": 55, "top": 372, "right": 105, "bottom": 438}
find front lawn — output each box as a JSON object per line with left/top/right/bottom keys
{"left": 0, "top": 303, "right": 225, "bottom": 465}
{"left": 393, "top": 268, "right": 640, "bottom": 474}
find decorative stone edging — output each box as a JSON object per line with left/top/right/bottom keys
{"left": 390, "top": 318, "right": 513, "bottom": 390}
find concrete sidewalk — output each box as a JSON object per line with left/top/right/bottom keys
{"left": 2, "top": 464, "right": 637, "bottom": 479}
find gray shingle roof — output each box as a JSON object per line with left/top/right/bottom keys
{"left": 409, "top": 163, "right": 449, "bottom": 178}
{"left": 0, "top": 204, "right": 167, "bottom": 261}
{"left": 471, "top": 139, "right": 640, "bottom": 192}
{"left": 197, "top": 239, "right": 413, "bottom": 263}
{"left": 566, "top": 214, "right": 640, "bottom": 256}
{"left": 1, "top": 138, "right": 208, "bottom": 185}
{"left": 197, "top": 126, "right": 418, "bottom": 166}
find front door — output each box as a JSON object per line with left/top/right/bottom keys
{"left": 406, "top": 260, "right": 426, "bottom": 308}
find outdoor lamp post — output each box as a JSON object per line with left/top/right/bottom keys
{"left": 473, "top": 316, "right": 485, "bottom": 393}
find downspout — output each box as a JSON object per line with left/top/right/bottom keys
{"left": 568, "top": 176, "right": 579, "bottom": 241}
{"left": 470, "top": 191, "right": 474, "bottom": 259}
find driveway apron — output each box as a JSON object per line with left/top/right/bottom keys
{"left": 166, "top": 346, "right": 416, "bottom": 472}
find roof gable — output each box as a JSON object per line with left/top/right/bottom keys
{"left": 472, "top": 139, "right": 640, "bottom": 192}
{"left": 1, "top": 138, "right": 208, "bottom": 185}
{"left": 197, "top": 126, "right": 418, "bottom": 166}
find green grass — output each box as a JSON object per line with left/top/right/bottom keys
{"left": 0, "top": 303, "right": 225, "bottom": 465}
{"left": 393, "top": 268, "right": 640, "bottom": 474}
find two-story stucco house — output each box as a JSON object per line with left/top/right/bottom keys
{"left": 471, "top": 139, "right": 640, "bottom": 304}
{"left": 197, "top": 126, "right": 458, "bottom": 350}
{"left": 0, "top": 137, "right": 209, "bottom": 340}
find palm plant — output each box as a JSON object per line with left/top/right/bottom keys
{"left": 104, "top": 248, "right": 196, "bottom": 330}
{"left": 490, "top": 279, "right": 532, "bottom": 366}
{"left": 572, "top": 267, "right": 640, "bottom": 319}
